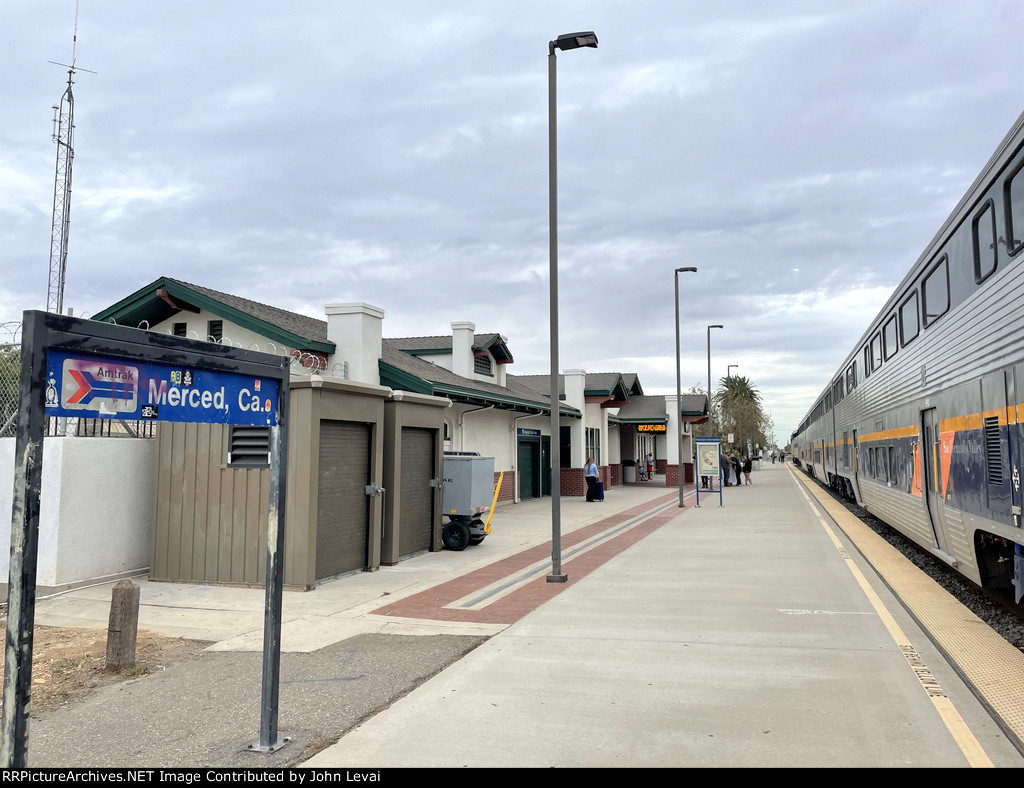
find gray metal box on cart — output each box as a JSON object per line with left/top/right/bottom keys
{"left": 442, "top": 453, "right": 495, "bottom": 517}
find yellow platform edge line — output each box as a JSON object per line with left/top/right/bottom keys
{"left": 789, "top": 466, "right": 1024, "bottom": 750}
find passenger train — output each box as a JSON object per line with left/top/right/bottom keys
{"left": 790, "top": 108, "right": 1024, "bottom": 603}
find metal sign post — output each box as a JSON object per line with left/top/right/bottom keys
{"left": 2, "top": 311, "right": 291, "bottom": 766}
{"left": 695, "top": 437, "right": 724, "bottom": 508}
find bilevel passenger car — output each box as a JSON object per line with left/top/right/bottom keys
{"left": 791, "top": 108, "right": 1024, "bottom": 603}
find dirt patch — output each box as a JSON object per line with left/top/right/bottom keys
{"left": 1, "top": 624, "right": 208, "bottom": 714}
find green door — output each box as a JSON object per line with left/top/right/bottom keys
{"left": 518, "top": 440, "right": 536, "bottom": 498}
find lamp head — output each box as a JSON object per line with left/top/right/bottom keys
{"left": 709, "top": 324, "right": 724, "bottom": 330}
{"left": 552, "top": 32, "right": 598, "bottom": 51}
{"left": 675, "top": 266, "right": 697, "bottom": 273}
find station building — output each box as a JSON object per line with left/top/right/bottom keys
{"left": 76, "top": 276, "right": 705, "bottom": 590}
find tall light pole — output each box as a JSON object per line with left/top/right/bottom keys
{"left": 547, "top": 31, "right": 598, "bottom": 584}
{"left": 727, "top": 364, "right": 738, "bottom": 379}
{"left": 707, "top": 324, "right": 723, "bottom": 434}
{"left": 674, "top": 267, "right": 696, "bottom": 507}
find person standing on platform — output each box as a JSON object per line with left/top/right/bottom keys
{"left": 646, "top": 451, "right": 655, "bottom": 479}
{"left": 730, "top": 454, "right": 742, "bottom": 487}
{"left": 742, "top": 455, "right": 753, "bottom": 485}
{"left": 584, "top": 457, "right": 599, "bottom": 501}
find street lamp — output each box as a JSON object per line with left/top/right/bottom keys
{"left": 727, "top": 364, "right": 738, "bottom": 379}
{"left": 547, "top": 30, "right": 598, "bottom": 584}
{"left": 674, "top": 267, "right": 696, "bottom": 508}
{"left": 707, "top": 325, "right": 723, "bottom": 433}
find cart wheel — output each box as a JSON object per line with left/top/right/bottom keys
{"left": 443, "top": 521, "right": 471, "bottom": 551}
{"left": 469, "top": 535, "right": 485, "bottom": 545}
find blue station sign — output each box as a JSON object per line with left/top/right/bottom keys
{"left": 45, "top": 350, "right": 280, "bottom": 426}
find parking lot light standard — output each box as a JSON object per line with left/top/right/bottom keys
{"left": 547, "top": 31, "right": 597, "bottom": 584}
{"left": 675, "top": 267, "right": 697, "bottom": 507}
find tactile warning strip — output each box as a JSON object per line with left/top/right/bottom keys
{"left": 790, "top": 467, "right": 1024, "bottom": 749}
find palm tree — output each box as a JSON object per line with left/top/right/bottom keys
{"left": 718, "top": 374, "right": 761, "bottom": 407}
{"left": 715, "top": 375, "right": 768, "bottom": 453}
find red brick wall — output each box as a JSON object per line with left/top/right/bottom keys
{"left": 561, "top": 467, "right": 586, "bottom": 497}
{"left": 664, "top": 464, "right": 696, "bottom": 486}
{"left": 656, "top": 459, "right": 667, "bottom": 474}
{"left": 494, "top": 470, "right": 515, "bottom": 504}
{"left": 609, "top": 464, "right": 621, "bottom": 486}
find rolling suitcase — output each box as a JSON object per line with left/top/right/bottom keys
{"left": 593, "top": 481, "right": 604, "bottom": 502}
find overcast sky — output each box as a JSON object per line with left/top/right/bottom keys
{"left": 3, "top": 1, "right": 1023, "bottom": 443}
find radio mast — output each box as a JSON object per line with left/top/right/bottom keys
{"left": 46, "top": 1, "right": 93, "bottom": 315}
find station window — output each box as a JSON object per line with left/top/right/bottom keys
{"left": 883, "top": 315, "right": 899, "bottom": 361}
{"left": 586, "top": 428, "right": 601, "bottom": 465}
{"left": 207, "top": 320, "right": 223, "bottom": 343}
{"left": 922, "top": 256, "right": 950, "bottom": 326}
{"left": 173, "top": 322, "right": 187, "bottom": 337}
{"left": 899, "top": 291, "right": 920, "bottom": 346}
{"left": 973, "top": 200, "right": 998, "bottom": 283}
{"left": 1005, "top": 160, "right": 1024, "bottom": 255}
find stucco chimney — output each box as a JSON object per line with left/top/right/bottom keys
{"left": 563, "top": 369, "right": 586, "bottom": 411}
{"left": 451, "top": 321, "right": 476, "bottom": 379}
{"left": 325, "top": 303, "right": 385, "bottom": 385}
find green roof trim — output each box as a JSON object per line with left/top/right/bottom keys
{"left": 378, "top": 360, "right": 435, "bottom": 395}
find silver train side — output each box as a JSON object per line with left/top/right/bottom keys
{"left": 791, "top": 108, "right": 1024, "bottom": 602}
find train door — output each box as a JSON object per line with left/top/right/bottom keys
{"left": 921, "top": 408, "right": 950, "bottom": 555}
{"left": 852, "top": 429, "right": 862, "bottom": 502}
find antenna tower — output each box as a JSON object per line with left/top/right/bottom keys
{"left": 46, "top": 1, "right": 91, "bottom": 314}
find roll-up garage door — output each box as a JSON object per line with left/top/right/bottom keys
{"left": 317, "top": 420, "right": 370, "bottom": 579}
{"left": 400, "top": 427, "right": 435, "bottom": 557}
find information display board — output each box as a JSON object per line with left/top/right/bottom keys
{"left": 695, "top": 436, "right": 723, "bottom": 508}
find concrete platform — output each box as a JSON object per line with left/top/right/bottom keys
{"left": 305, "top": 463, "right": 1024, "bottom": 768}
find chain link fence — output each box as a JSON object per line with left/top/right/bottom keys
{"left": 1, "top": 322, "right": 20, "bottom": 438}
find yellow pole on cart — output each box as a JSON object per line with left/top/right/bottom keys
{"left": 484, "top": 472, "right": 504, "bottom": 534}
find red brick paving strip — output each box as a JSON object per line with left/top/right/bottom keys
{"left": 372, "top": 489, "right": 688, "bottom": 625}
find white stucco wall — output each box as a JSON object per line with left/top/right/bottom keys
{"left": 151, "top": 308, "right": 291, "bottom": 358}
{"left": 0, "top": 437, "right": 153, "bottom": 591}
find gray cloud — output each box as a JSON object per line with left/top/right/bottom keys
{"left": 2, "top": 0, "right": 1023, "bottom": 443}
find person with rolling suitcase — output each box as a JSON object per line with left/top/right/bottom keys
{"left": 584, "top": 457, "right": 601, "bottom": 502}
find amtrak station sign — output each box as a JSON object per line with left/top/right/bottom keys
{"left": 46, "top": 349, "right": 280, "bottom": 425}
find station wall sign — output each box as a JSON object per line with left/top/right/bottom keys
{"left": 636, "top": 423, "right": 667, "bottom": 433}
{"left": 517, "top": 427, "right": 541, "bottom": 437}
{"left": 45, "top": 349, "right": 279, "bottom": 426}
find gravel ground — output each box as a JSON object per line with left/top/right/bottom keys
{"left": 812, "top": 477, "right": 1024, "bottom": 654}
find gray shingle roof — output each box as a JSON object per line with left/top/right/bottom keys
{"left": 381, "top": 342, "right": 578, "bottom": 415}
{"left": 166, "top": 278, "right": 331, "bottom": 346}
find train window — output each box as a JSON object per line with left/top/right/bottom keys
{"left": 870, "top": 333, "right": 883, "bottom": 371}
{"left": 922, "top": 256, "right": 950, "bottom": 326}
{"left": 973, "top": 200, "right": 998, "bottom": 283}
{"left": 863, "top": 347, "right": 871, "bottom": 378}
{"left": 1005, "top": 160, "right": 1024, "bottom": 255}
{"left": 846, "top": 361, "right": 857, "bottom": 390}
{"left": 899, "top": 291, "right": 920, "bottom": 346}
{"left": 883, "top": 315, "right": 899, "bottom": 360}
{"left": 888, "top": 446, "right": 897, "bottom": 484}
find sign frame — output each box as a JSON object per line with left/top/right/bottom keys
{"left": 695, "top": 436, "right": 724, "bottom": 508}
{"left": 3, "top": 311, "right": 292, "bottom": 765}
